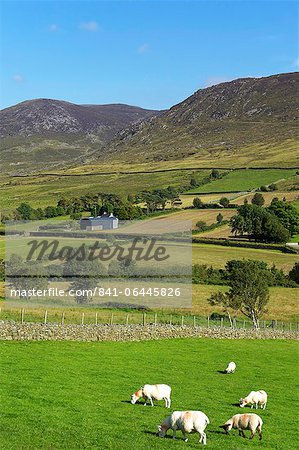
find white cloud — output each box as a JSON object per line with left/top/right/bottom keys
{"left": 48, "top": 24, "right": 59, "bottom": 32}
{"left": 13, "top": 74, "right": 24, "bottom": 83}
{"left": 138, "top": 43, "right": 149, "bottom": 54}
{"left": 79, "top": 21, "right": 100, "bottom": 32}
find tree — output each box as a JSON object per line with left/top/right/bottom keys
{"left": 219, "top": 197, "right": 230, "bottom": 208}
{"left": 216, "top": 213, "right": 223, "bottom": 224}
{"left": 251, "top": 193, "right": 265, "bottom": 206}
{"left": 210, "top": 169, "right": 220, "bottom": 179}
{"left": 268, "top": 183, "right": 278, "bottom": 191}
{"left": 208, "top": 291, "right": 233, "bottom": 327}
{"left": 208, "top": 260, "right": 270, "bottom": 329}
{"left": 16, "top": 203, "right": 35, "bottom": 220}
{"left": 289, "top": 262, "right": 299, "bottom": 284}
{"left": 260, "top": 185, "right": 268, "bottom": 192}
{"left": 193, "top": 197, "right": 203, "bottom": 208}
{"left": 190, "top": 177, "right": 198, "bottom": 188}
{"left": 196, "top": 220, "right": 208, "bottom": 231}
{"left": 267, "top": 200, "right": 299, "bottom": 236}
{"left": 230, "top": 204, "right": 290, "bottom": 243}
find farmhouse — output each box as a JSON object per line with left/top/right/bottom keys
{"left": 80, "top": 213, "right": 119, "bottom": 231}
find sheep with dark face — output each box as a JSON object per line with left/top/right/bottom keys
{"left": 220, "top": 413, "right": 263, "bottom": 440}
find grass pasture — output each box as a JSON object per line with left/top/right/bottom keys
{"left": 0, "top": 339, "right": 298, "bottom": 449}
{"left": 186, "top": 169, "right": 297, "bottom": 194}
{"left": 192, "top": 243, "right": 298, "bottom": 272}
{"left": 233, "top": 191, "right": 299, "bottom": 206}
{"left": 0, "top": 169, "right": 210, "bottom": 214}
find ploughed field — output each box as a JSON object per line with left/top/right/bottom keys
{"left": 0, "top": 339, "right": 297, "bottom": 449}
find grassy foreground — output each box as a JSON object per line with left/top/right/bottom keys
{"left": 0, "top": 339, "right": 298, "bottom": 449}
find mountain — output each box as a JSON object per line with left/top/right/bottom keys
{"left": 105, "top": 72, "right": 299, "bottom": 167}
{"left": 0, "top": 99, "right": 161, "bottom": 173}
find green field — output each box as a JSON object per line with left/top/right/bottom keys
{"left": 0, "top": 170, "right": 210, "bottom": 214}
{"left": 0, "top": 339, "right": 297, "bottom": 449}
{"left": 187, "top": 169, "right": 297, "bottom": 194}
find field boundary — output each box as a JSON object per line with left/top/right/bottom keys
{"left": 10, "top": 166, "right": 299, "bottom": 179}
{"left": 0, "top": 321, "right": 298, "bottom": 341}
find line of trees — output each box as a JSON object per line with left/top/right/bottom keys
{"left": 230, "top": 198, "right": 299, "bottom": 243}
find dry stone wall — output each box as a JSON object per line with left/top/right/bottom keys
{"left": 0, "top": 321, "right": 298, "bottom": 341}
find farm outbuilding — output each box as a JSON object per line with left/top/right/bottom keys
{"left": 80, "top": 213, "right": 119, "bottom": 231}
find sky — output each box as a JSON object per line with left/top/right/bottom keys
{"left": 0, "top": 0, "right": 298, "bottom": 110}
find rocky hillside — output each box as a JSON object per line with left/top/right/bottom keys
{"left": 0, "top": 100, "right": 160, "bottom": 173}
{"left": 107, "top": 72, "right": 299, "bottom": 166}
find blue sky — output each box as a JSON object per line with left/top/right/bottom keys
{"left": 0, "top": 0, "right": 298, "bottom": 110}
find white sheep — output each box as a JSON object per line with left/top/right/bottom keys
{"left": 131, "top": 384, "right": 171, "bottom": 408}
{"left": 225, "top": 361, "right": 236, "bottom": 373}
{"left": 158, "top": 410, "right": 210, "bottom": 444}
{"left": 220, "top": 413, "right": 263, "bottom": 440}
{"left": 240, "top": 390, "right": 268, "bottom": 409}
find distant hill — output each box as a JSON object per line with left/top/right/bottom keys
{"left": 0, "top": 99, "right": 161, "bottom": 173}
{"left": 106, "top": 72, "right": 299, "bottom": 167}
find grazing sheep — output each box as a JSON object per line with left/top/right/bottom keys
{"left": 131, "top": 384, "right": 171, "bottom": 408}
{"left": 225, "top": 362, "right": 236, "bottom": 373}
{"left": 220, "top": 413, "right": 263, "bottom": 440}
{"left": 240, "top": 390, "right": 268, "bottom": 409}
{"left": 158, "top": 410, "right": 210, "bottom": 444}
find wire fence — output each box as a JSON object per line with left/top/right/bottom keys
{"left": 0, "top": 307, "right": 298, "bottom": 332}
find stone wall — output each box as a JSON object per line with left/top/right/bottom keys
{"left": 0, "top": 321, "right": 298, "bottom": 341}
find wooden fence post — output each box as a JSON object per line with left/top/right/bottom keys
{"left": 233, "top": 318, "right": 237, "bottom": 329}
{"left": 220, "top": 317, "right": 223, "bottom": 328}
{"left": 193, "top": 316, "right": 196, "bottom": 327}
{"left": 154, "top": 313, "right": 157, "bottom": 325}
{"left": 44, "top": 310, "right": 48, "bottom": 325}
{"left": 143, "top": 313, "right": 146, "bottom": 326}
{"left": 169, "top": 315, "right": 172, "bottom": 326}
{"left": 95, "top": 312, "right": 98, "bottom": 325}
{"left": 21, "top": 308, "right": 24, "bottom": 324}
{"left": 61, "top": 312, "right": 65, "bottom": 326}
{"left": 81, "top": 312, "right": 84, "bottom": 326}
{"left": 243, "top": 319, "right": 245, "bottom": 329}
{"left": 181, "top": 316, "right": 184, "bottom": 327}
{"left": 126, "top": 314, "right": 129, "bottom": 325}
{"left": 110, "top": 313, "right": 113, "bottom": 325}
{"left": 207, "top": 316, "right": 209, "bottom": 328}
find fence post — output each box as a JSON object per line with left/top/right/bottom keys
{"left": 181, "top": 316, "right": 184, "bottom": 327}
{"left": 126, "top": 314, "right": 129, "bottom": 325}
{"left": 21, "top": 308, "right": 24, "bottom": 324}
{"left": 207, "top": 316, "right": 209, "bottom": 328}
{"left": 95, "top": 312, "right": 98, "bottom": 325}
{"left": 143, "top": 313, "right": 146, "bottom": 326}
{"left": 193, "top": 316, "right": 196, "bottom": 327}
{"left": 154, "top": 313, "right": 157, "bottom": 325}
{"left": 243, "top": 319, "right": 245, "bottom": 329}
{"left": 44, "top": 310, "right": 48, "bottom": 325}
{"left": 220, "top": 317, "right": 223, "bottom": 328}
{"left": 61, "top": 312, "right": 65, "bottom": 326}
{"left": 81, "top": 312, "right": 84, "bottom": 326}
{"left": 169, "top": 315, "right": 172, "bottom": 326}
{"left": 289, "top": 322, "right": 292, "bottom": 332}
{"left": 233, "top": 318, "right": 237, "bottom": 329}
{"left": 110, "top": 313, "right": 113, "bottom": 326}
